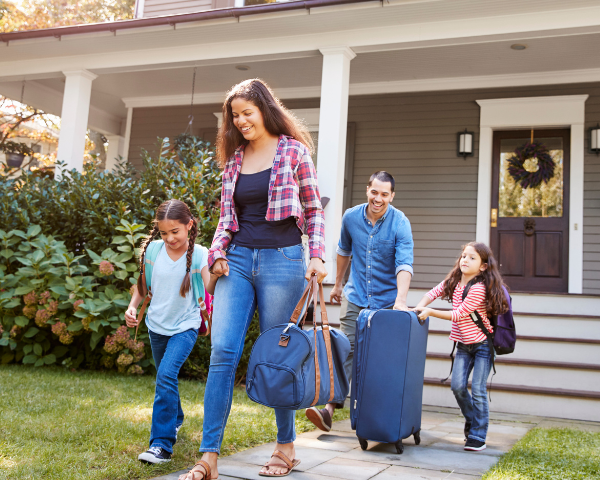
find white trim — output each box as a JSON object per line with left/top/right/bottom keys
{"left": 475, "top": 95, "right": 588, "bottom": 294}
{"left": 122, "top": 67, "right": 600, "bottom": 108}
{"left": 123, "top": 107, "right": 133, "bottom": 162}
{"left": 134, "top": 0, "right": 145, "bottom": 18}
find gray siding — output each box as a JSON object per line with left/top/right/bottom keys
{"left": 143, "top": 0, "right": 213, "bottom": 17}
{"left": 128, "top": 84, "right": 600, "bottom": 294}
{"left": 347, "top": 83, "right": 600, "bottom": 293}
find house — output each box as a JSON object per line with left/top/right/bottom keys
{"left": 0, "top": 0, "right": 598, "bottom": 421}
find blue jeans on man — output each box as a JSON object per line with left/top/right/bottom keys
{"left": 450, "top": 341, "right": 493, "bottom": 443}
{"left": 148, "top": 328, "right": 198, "bottom": 453}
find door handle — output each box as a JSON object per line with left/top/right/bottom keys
{"left": 491, "top": 208, "right": 498, "bottom": 228}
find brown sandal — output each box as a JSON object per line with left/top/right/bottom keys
{"left": 258, "top": 450, "right": 301, "bottom": 477}
{"left": 179, "top": 460, "right": 213, "bottom": 480}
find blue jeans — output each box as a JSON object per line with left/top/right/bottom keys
{"left": 149, "top": 328, "right": 198, "bottom": 453}
{"left": 450, "top": 341, "right": 493, "bottom": 443}
{"left": 200, "top": 244, "right": 307, "bottom": 454}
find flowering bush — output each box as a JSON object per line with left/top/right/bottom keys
{"left": 0, "top": 136, "right": 238, "bottom": 378}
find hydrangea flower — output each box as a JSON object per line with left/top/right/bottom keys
{"left": 51, "top": 321, "right": 67, "bottom": 336}
{"left": 82, "top": 316, "right": 92, "bottom": 332}
{"left": 9, "top": 325, "right": 21, "bottom": 338}
{"left": 127, "top": 339, "right": 145, "bottom": 361}
{"left": 99, "top": 260, "right": 115, "bottom": 276}
{"left": 0, "top": 325, "right": 4, "bottom": 336}
{"left": 59, "top": 332, "right": 74, "bottom": 345}
{"left": 127, "top": 365, "right": 144, "bottom": 375}
{"left": 23, "top": 305, "right": 37, "bottom": 319}
{"left": 116, "top": 353, "right": 134, "bottom": 372}
{"left": 35, "top": 309, "right": 51, "bottom": 327}
{"left": 73, "top": 299, "right": 84, "bottom": 312}
{"left": 23, "top": 291, "right": 37, "bottom": 306}
{"left": 102, "top": 356, "right": 115, "bottom": 369}
{"left": 38, "top": 291, "right": 51, "bottom": 305}
{"left": 47, "top": 300, "right": 58, "bottom": 316}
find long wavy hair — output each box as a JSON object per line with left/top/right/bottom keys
{"left": 441, "top": 242, "right": 509, "bottom": 316}
{"left": 137, "top": 200, "right": 198, "bottom": 299}
{"left": 215, "top": 78, "right": 314, "bottom": 168}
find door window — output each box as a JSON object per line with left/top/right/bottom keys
{"left": 498, "top": 137, "right": 564, "bottom": 218}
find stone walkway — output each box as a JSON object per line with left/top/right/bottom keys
{"left": 152, "top": 406, "right": 600, "bottom": 480}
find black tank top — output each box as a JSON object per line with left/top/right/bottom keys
{"left": 232, "top": 168, "right": 302, "bottom": 249}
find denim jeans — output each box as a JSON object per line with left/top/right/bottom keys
{"left": 450, "top": 341, "right": 493, "bottom": 443}
{"left": 148, "top": 328, "right": 198, "bottom": 453}
{"left": 200, "top": 243, "right": 307, "bottom": 454}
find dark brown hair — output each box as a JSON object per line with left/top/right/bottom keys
{"left": 137, "top": 199, "right": 198, "bottom": 298}
{"left": 215, "top": 78, "right": 313, "bottom": 167}
{"left": 441, "top": 242, "right": 509, "bottom": 316}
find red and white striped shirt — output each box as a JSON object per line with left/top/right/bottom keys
{"left": 426, "top": 281, "right": 493, "bottom": 344}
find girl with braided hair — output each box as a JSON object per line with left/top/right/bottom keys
{"left": 125, "top": 199, "right": 216, "bottom": 464}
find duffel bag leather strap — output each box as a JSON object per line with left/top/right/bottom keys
{"left": 289, "top": 279, "right": 314, "bottom": 325}
{"left": 311, "top": 275, "right": 321, "bottom": 406}
{"left": 318, "top": 280, "right": 335, "bottom": 403}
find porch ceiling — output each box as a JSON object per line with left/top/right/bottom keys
{"left": 2, "top": 30, "right": 600, "bottom": 124}
{"left": 1, "top": 0, "right": 600, "bottom": 134}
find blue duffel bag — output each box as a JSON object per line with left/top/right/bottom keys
{"left": 246, "top": 275, "right": 351, "bottom": 410}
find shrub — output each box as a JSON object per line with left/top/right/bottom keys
{"left": 0, "top": 137, "right": 228, "bottom": 376}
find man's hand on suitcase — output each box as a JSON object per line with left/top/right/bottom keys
{"left": 393, "top": 299, "right": 409, "bottom": 311}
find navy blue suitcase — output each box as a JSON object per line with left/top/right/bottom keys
{"left": 350, "top": 309, "right": 429, "bottom": 454}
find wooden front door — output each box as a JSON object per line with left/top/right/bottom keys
{"left": 490, "top": 129, "right": 570, "bottom": 293}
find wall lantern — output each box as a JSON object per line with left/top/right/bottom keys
{"left": 590, "top": 123, "right": 600, "bottom": 155}
{"left": 457, "top": 129, "right": 474, "bottom": 159}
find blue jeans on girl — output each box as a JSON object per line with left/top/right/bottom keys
{"left": 149, "top": 328, "right": 198, "bottom": 453}
{"left": 450, "top": 341, "right": 493, "bottom": 443}
{"left": 200, "top": 243, "right": 307, "bottom": 453}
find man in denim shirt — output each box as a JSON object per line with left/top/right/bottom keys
{"left": 305, "top": 171, "right": 414, "bottom": 432}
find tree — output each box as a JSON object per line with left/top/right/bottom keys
{"left": 0, "top": 0, "right": 135, "bottom": 33}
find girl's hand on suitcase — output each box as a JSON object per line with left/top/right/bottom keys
{"left": 415, "top": 308, "right": 431, "bottom": 321}
{"left": 125, "top": 306, "right": 139, "bottom": 327}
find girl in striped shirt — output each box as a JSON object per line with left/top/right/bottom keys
{"left": 414, "top": 242, "right": 508, "bottom": 452}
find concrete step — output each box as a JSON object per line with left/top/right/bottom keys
{"left": 426, "top": 331, "right": 600, "bottom": 364}
{"left": 423, "top": 381, "right": 600, "bottom": 422}
{"left": 425, "top": 355, "right": 600, "bottom": 393}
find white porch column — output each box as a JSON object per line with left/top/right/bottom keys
{"left": 56, "top": 70, "right": 97, "bottom": 177}
{"left": 316, "top": 47, "right": 356, "bottom": 283}
{"left": 105, "top": 135, "right": 126, "bottom": 171}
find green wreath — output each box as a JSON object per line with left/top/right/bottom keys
{"left": 506, "top": 141, "right": 555, "bottom": 189}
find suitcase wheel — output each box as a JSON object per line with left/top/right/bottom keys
{"left": 358, "top": 437, "right": 368, "bottom": 451}
{"left": 414, "top": 431, "right": 421, "bottom": 445}
{"left": 395, "top": 441, "right": 404, "bottom": 454}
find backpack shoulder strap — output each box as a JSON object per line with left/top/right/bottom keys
{"left": 191, "top": 244, "right": 207, "bottom": 304}
{"left": 144, "top": 240, "right": 164, "bottom": 293}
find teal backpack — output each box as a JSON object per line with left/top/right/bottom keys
{"left": 135, "top": 240, "right": 211, "bottom": 338}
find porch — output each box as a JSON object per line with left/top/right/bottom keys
{"left": 1, "top": 0, "right": 599, "bottom": 420}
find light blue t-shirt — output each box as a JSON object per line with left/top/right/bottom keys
{"left": 146, "top": 244, "right": 208, "bottom": 336}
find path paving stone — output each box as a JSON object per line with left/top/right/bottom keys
{"left": 307, "top": 458, "right": 389, "bottom": 480}
{"left": 151, "top": 406, "right": 600, "bottom": 480}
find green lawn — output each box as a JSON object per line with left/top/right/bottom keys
{"left": 0, "top": 365, "right": 349, "bottom": 480}
{"left": 484, "top": 427, "right": 600, "bottom": 480}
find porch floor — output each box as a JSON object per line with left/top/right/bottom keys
{"left": 150, "top": 406, "right": 600, "bottom": 480}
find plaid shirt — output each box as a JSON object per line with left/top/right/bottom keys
{"left": 208, "top": 135, "right": 325, "bottom": 268}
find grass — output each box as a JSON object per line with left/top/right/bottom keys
{"left": 0, "top": 365, "right": 349, "bottom": 480}
{"left": 484, "top": 427, "right": 600, "bottom": 480}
